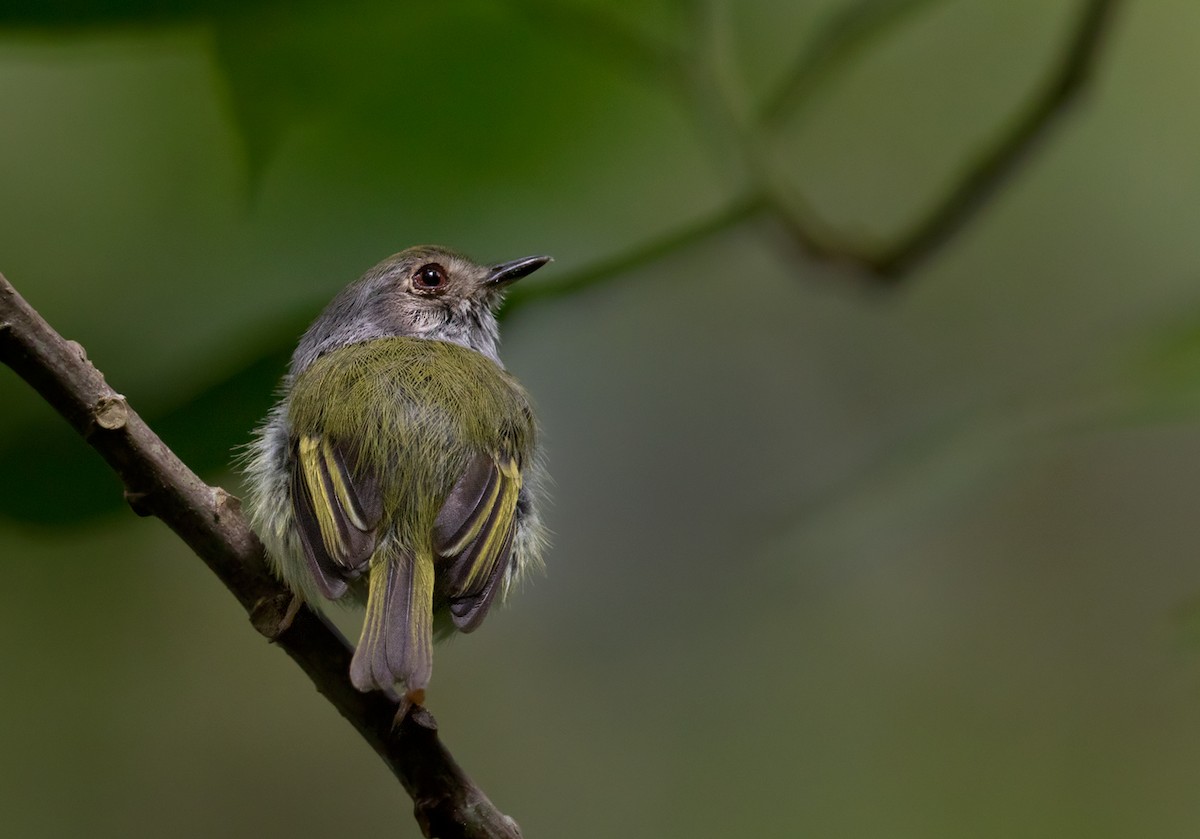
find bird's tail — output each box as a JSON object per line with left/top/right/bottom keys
{"left": 350, "top": 545, "right": 434, "bottom": 699}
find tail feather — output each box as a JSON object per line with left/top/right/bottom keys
{"left": 350, "top": 547, "right": 434, "bottom": 695}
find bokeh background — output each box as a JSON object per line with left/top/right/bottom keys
{"left": 3, "top": 1, "right": 1200, "bottom": 836}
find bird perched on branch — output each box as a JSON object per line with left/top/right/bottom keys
{"left": 243, "top": 246, "right": 550, "bottom": 705}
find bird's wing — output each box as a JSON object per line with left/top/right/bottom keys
{"left": 432, "top": 450, "right": 522, "bottom": 631}
{"left": 290, "top": 434, "right": 383, "bottom": 599}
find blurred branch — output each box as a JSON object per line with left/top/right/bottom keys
{"left": 759, "top": 0, "right": 947, "bottom": 126}
{"left": 717, "top": 0, "right": 1122, "bottom": 280}
{"left": 501, "top": 192, "right": 764, "bottom": 318}
{"left": 506, "top": 0, "right": 1122, "bottom": 297}
{"left": 867, "top": 0, "right": 1122, "bottom": 277}
{"left": 516, "top": 0, "right": 1122, "bottom": 287}
{"left": 0, "top": 274, "right": 522, "bottom": 839}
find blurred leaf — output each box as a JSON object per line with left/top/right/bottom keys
{"left": 1120, "top": 305, "right": 1200, "bottom": 422}
{"left": 212, "top": 1, "right": 655, "bottom": 185}
{"left": 506, "top": 0, "right": 687, "bottom": 83}
{"left": 2, "top": 1, "right": 679, "bottom": 188}
{"left": 0, "top": 0, "right": 274, "bottom": 27}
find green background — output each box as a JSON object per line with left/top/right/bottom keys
{"left": 2, "top": 1, "right": 1200, "bottom": 836}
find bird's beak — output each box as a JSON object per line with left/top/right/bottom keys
{"left": 486, "top": 255, "right": 552, "bottom": 286}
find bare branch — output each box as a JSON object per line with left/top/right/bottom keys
{"left": 0, "top": 274, "right": 522, "bottom": 839}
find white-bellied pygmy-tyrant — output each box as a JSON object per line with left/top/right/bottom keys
{"left": 243, "top": 246, "right": 551, "bottom": 704}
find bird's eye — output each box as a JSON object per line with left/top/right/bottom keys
{"left": 412, "top": 263, "right": 447, "bottom": 293}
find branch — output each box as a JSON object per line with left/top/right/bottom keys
{"left": 0, "top": 274, "right": 522, "bottom": 839}
{"left": 759, "top": 0, "right": 947, "bottom": 125}
{"left": 505, "top": 0, "right": 1121, "bottom": 293}
{"left": 746, "top": 0, "right": 1123, "bottom": 280}
{"left": 501, "top": 193, "right": 765, "bottom": 319}
{"left": 711, "top": 0, "right": 1125, "bottom": 283}
{"left": 868, "top": 0, "right": 1122, "bottom": 277}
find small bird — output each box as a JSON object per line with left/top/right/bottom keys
{"left": 243, "top": 246, "right": 550, "bottom": 704}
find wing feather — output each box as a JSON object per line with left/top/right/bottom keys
{"left": 434, "top": 452, "right": 501, "bottom": 557}
{"left": 449, "top": 516, "right": 514, "bottom": 631}
{"left": 290, "top": 434, "right": 381, "bottom": 599}
{"left": 434, "top": 452, "right": 521, "bottom": 632}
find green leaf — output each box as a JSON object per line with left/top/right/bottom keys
{"left": 0, "top": 0, "right": 271, "bottom": 28}
{"left": 1120, "top": 307, "right": 1200, "bottom": 423}
{"left": 211, "top": 1, "right": 657, "bottom": 188}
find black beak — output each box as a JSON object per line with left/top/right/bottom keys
{"left": 486, "top": 255, "right": 552, "bottom": 286}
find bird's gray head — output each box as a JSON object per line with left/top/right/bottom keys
{"left": 290, "top": 245, "right": 550, "bottom": 376}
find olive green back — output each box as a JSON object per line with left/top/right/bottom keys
{"left": 287, "top": 337, "right": 536, "bottom": 545}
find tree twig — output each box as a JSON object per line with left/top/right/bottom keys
{"left": 0, "top": 273, "right": 522, "bottom": 839}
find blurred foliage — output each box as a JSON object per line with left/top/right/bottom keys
{"left": 4, "top": 1, "right": 1200, "bottom": 838}
{"left": 0, "top": 0, "right": 1112, "bottom": 523}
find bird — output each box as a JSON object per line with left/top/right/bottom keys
{"left": 242, "top": 245, "right": 550, "bottom": 705}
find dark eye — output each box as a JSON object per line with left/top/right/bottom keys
{"left": 412, "top": 263, "right": 447, "bottom": 292}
